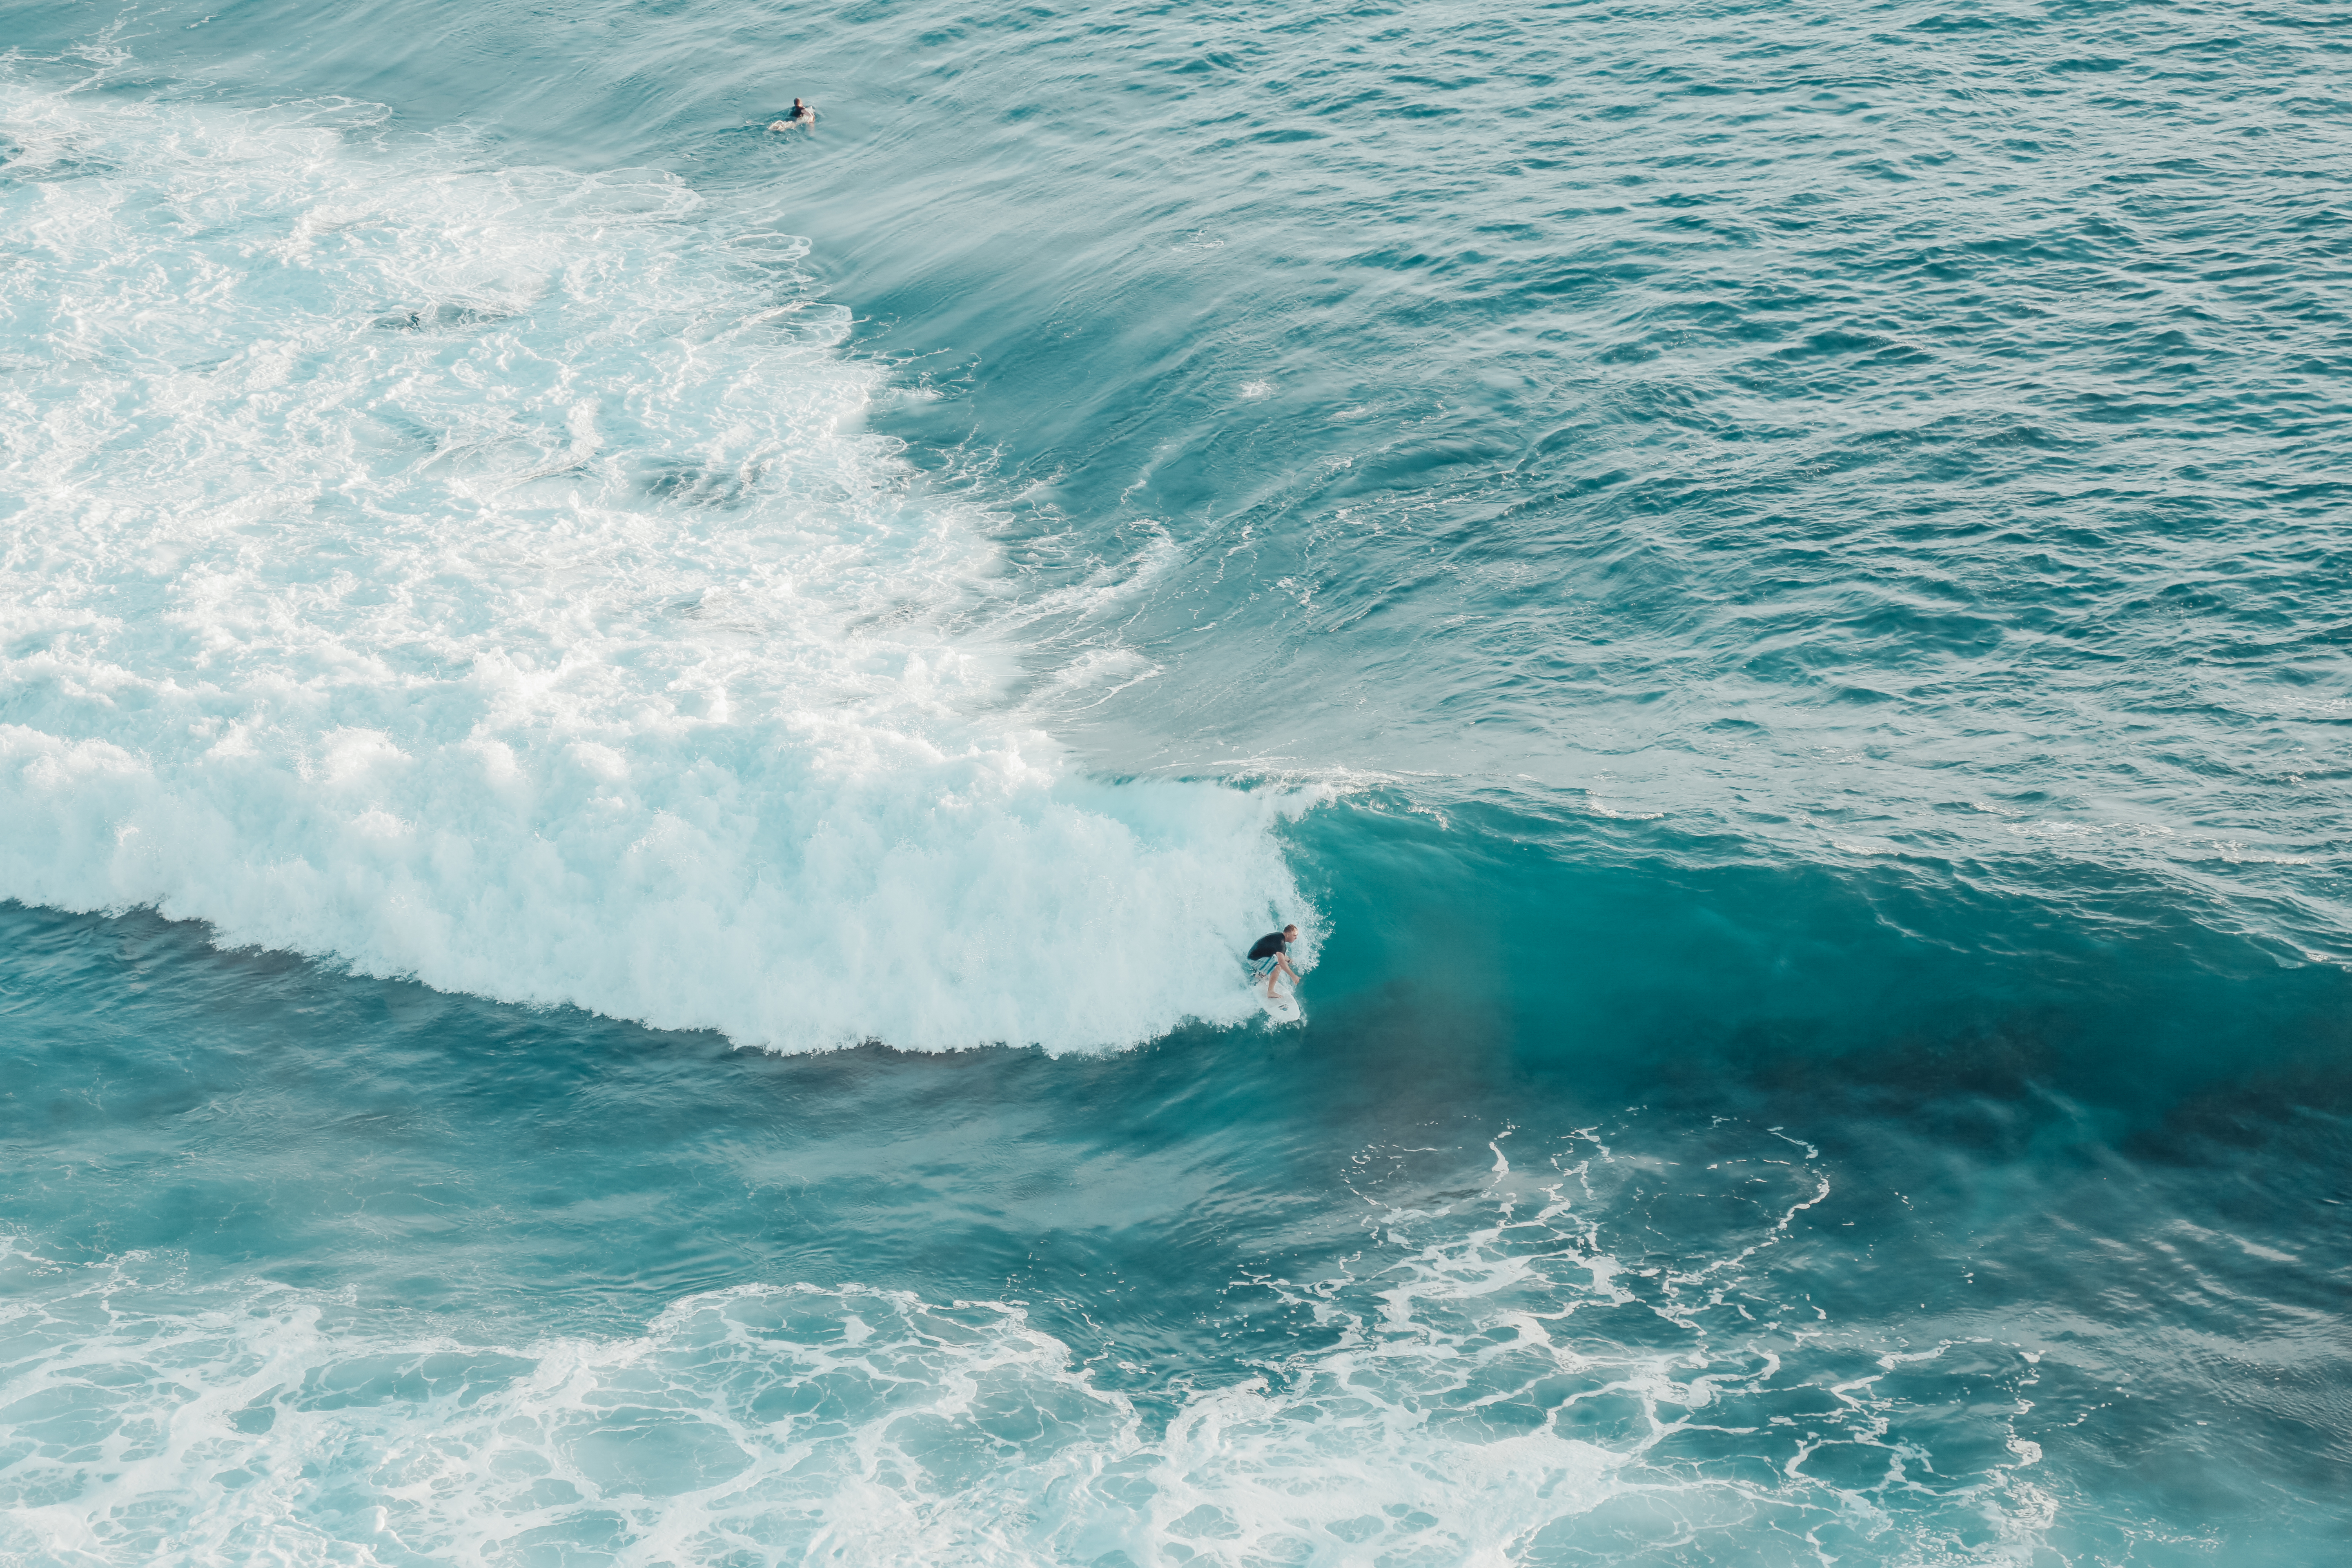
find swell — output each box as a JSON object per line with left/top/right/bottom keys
{"left": 801, "top": 0, "right": 2352, "bottom": 965}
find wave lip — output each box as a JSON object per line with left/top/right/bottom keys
{"left": 0, "top": 77, "right": 1306, "bottom": 1052}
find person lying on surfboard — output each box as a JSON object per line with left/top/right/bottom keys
{"left": 768, "top": 98, "right": 816, "bottom": 131}
{"left": 1247, "top": 925, "right": 1301, "bottom": 999}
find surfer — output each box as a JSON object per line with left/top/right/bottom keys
{"left": 1247, "top": 924, "right": 1301, "bottom": 999}
{"left": 768, "top": 98, "right": 816, "bottom": 132}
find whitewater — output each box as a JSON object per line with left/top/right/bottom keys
{"left": 0, "top": 79, "right": 1307, "bottom": 1054}
{"left": 3, "top": 2, "right": 2349, "bottom": 1566}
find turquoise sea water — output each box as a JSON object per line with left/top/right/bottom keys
{"left": 3, "top": 1, "right": 2348, "bottom": 1562}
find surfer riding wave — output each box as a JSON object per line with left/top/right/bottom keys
{"left": 1247, "top": 924, "right": 1300, "bottom": 999}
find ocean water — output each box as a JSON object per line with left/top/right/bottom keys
{"left": 2, "top": 0, "right": 2348, "bottom": 1562}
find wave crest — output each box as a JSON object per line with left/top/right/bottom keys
{"left": 0, "top": 77, "right": 1306, "bottom": 1051}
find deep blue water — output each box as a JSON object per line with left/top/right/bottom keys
{"left": 3, "top": 1, "right": 2349, "bottom": 1562}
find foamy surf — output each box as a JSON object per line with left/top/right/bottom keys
{"left": 0, "top": 1129, "right": 2061, "bottom": 1568}
{"left": 0, "top": 77, "right": 1309, "bottom": 1052}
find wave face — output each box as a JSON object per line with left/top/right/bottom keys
{"left": 8, "top": 900, "right": 2348, "bottom": 1568}
{"left": 4, "top": 0, "right": 2351, "bottom": 1564}
{"left": 0, "top": 79, "right": 1304, "bottom": 1052}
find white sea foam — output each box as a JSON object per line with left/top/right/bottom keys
{"left": 0, "top": 75, "right": 1310, "bottom": 1051}
{"left": 0, "top": 1132, "right": 2062, "bottom": 1566}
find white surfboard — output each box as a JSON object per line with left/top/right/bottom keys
{"left": 1256, "top": 984, "right": 1302, "bottom": 1025}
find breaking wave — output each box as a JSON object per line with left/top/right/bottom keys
{"left": 0, "top": 77, "right": 1308, "bottom": 1052}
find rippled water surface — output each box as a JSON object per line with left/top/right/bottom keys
{"left": 3, "top": 0, "right": 2349, "bottom": 1562}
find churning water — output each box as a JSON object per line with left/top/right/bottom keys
{"left": 2, "top": 1, "right": 2348, "bottom": 1562}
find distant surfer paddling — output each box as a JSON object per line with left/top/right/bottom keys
{"left": 1247, "top": 924, "right": 1301, "bottom": 1000}
{"left": 768, "top": 98, "right": 816, "bottom": 132}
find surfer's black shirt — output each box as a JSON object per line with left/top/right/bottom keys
{"left": 1247, "top": 931, "right": 1289, "bottom": 962}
